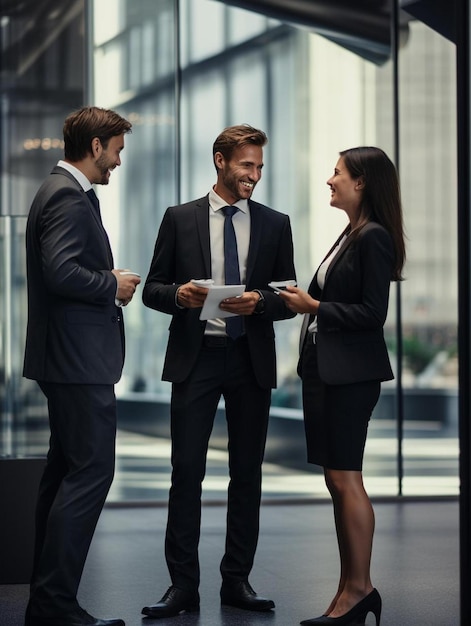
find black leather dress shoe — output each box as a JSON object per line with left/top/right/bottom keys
{"left": 28, "top": 609, "right": 125, "bottom": 626}
{"left": 141, "top": 586, "right": 200, "bottom": 618}
{"left": 220, "top": 581, "right": 275, "bottom": 612}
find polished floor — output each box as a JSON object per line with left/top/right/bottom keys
{"left": 0, "top": 423, "right": 461, "bottom": 626}
{"left": 0, "top": 498, "right": 459, "bottom": 626}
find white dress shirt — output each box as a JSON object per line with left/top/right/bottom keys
{"left": 57, "top": 160, "right": 92, "bottom": 192}
{"left": 308, "top": 233, "right": 348, "bottom": 336}
{"left": 206, "top": 187, "right": 251, "bottom": 335}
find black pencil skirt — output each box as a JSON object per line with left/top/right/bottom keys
{"left": 301, "top": 338, "right": 381, "bottom": 471}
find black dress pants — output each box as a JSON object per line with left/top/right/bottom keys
{"left": 29, "top": 382, "right": 117, "bottom": 618}
{"left": 165, "top": 337, "right": 271, "bottom": 591}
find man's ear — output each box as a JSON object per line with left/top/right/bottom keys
{"left": 91, "top": 137, "right": 102, "bottom": 158}
{"left": 214, "top": 151, "right": 224, "bottom": 170}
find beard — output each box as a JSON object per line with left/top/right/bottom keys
{"left": 221, "top": 170, "right": 254, "bottom": 201}
{"left": 95, "top": 153, "right": 112, "bottom": 185}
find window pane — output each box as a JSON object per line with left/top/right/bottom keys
{"left": 92, "top": 0, "right": 178, "bottom": 398}
{"left": 398, "top": 20, "right": 458, "bottom": 495}
{"left": 0, "top": 1, "right": 85, "bottom": 458}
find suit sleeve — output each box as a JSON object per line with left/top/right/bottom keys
{"left": 142, "top": 207, "right": 182, "bottom": 315}
{"left": 317, "top": 226, "right": 394, "bottom": 331}
{"left": 257, "top": 215, "right": 297, "bottom": 322}
{"left": 40, "top": 186, "right": 116, "bottom": 304}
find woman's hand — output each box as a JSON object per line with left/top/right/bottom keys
{"left": 277, "top": 285, "right": 319, "bottom": 315}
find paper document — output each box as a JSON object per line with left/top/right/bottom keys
{"left": 268, "top": 279, "right": 297, "bottom": 293}
{"left": 199, "top": 284, "right": 246, "bottom": 320}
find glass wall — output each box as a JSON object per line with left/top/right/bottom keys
{"left": 91, "top": 0, "right": 178, "bottom": 394}
{"left": 397, "top": 19, "right": 458, "bottom": 495}
{"left": 0, "top": 0, "right": 85, "bottom": 456}
{"left": 90, "top": 0, "right": 459, "bottom": 498}
{"left": 0, "top": 0, "right": 459, "bottom": 500}
{"left": 92, "top": 0, "right": 386, "bottom": 401}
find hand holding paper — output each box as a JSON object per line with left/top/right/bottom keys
{"left": 176, "top": 279, "right": 212, "bottom": 308}
{"left": 199, "top": 284, "right": 246, "bottom": 320}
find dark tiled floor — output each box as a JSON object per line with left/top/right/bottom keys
{"left": 0, "top": 500, "right": 459, "bottom": 626}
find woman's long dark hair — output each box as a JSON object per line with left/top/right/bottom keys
{"left": 340, "top": 146, "right": 406, "bottom": 281}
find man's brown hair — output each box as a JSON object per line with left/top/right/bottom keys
{"left": 212, "top": 124, "right": 267, "bottom": 171}
{"left": 63, "top": 106, "right": 132, "bottom": 162}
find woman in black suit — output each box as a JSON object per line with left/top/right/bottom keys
{"left": 279, "top": 147, "right": 405, "bottom": 626}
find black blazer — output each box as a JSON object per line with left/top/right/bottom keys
{"left": 300, "top": 221, "right": 395, "bottom": 385}
{"left": 142, "top": 195, "right": 296, "bottom": 389}
{"left": 23, "top": 166, "right": 125, "bottom": 384}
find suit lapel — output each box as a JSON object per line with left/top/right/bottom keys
{"left": 323, "top": 227, "right": 354, "bottom": 287}
{"left": 195, "top": 196, "right": 211, "bottom": 278}
{"left": 83, "top": 190, "right": 114, "bottom": 268}
{"left": 323, "top": 222, "right": 380, "bottom": 287}
{"left": 245, "top": 200, "right": 261, "bottom": 285}
{"left": 53, "top": 167, "right": 114, "bottom": 268}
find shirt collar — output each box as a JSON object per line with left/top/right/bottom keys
{"left": 209, "top": 187, "right": 248, "bottom": 214}
{"left": 57, "top": 160, "right": 93, "bottom": 192}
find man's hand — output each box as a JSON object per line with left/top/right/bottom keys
{"left": 112, "top": 269, "right": 141, "bottom": 306}
{"left": 176, "top": 282, "right": 209, "bottom": 308}
{"left": 219, "top": 291, "right": 260, "bottom": 316}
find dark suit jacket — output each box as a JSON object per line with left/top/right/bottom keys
{"left": 142, "top": 195, "right": 296, "bottom": 389}
{"left": 300, "top": 221, "right": 395, "bottom": 385}
{"left": 23, "top": 166, "right": 125, "bottom": 384}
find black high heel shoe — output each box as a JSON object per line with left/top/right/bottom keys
{"left": 299, "top": 588, "right": 382, "bottom": 626}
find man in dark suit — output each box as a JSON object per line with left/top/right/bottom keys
{"left": 23, "top": 106, "right": 140, "bottom": 626}
{"left": 141, "top": 125, "right": 296, "bottom": 618}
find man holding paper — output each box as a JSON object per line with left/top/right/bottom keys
{"left": 141, "top": 124, "right": 296, "bottom": 618}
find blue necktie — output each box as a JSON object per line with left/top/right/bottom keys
{"left": 222, "top": 205, "right": 243, "bottom": 339}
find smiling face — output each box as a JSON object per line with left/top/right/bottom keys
{"left": 93, "top": 134, "right": 125, "bottom": 185}
{"left": 326, "top": 156, "right": 364, "bottom": 220}
{"left": 213, "top": 144, "right": 263, "bottom": 204}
